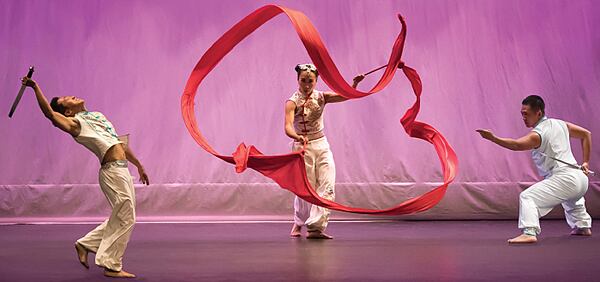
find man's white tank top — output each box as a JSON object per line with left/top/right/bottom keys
{"left": 531, "top": 116, "right": 577, "bottom": 178}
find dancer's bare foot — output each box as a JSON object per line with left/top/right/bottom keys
{"left": 104, "top": 269, "right": 136, "bottom": 278}
{"left": 290, "top": 224, "right": 302, "bottom": 237}
{"left": 571, "top": 228, "right": 592, "bottom": 236}
{"left": 306, "top": 230, "right": 333, "bottom": 239}
{"left": 74, "top": 242, "right": 89, "bottom": 269}
{"left": 507, "top": 234, "right": 537, "bottom": 244}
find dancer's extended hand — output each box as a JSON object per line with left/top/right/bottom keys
{"left": 21, "top": 77, "right": 37, "bottom": 88}
{"left": 138, "top": 167, "right": 150, "bottom": 185}
{"left": 476, "top": 129, "right": 495, "bottom": 141}
{"left": 352, "top": 74, "right": 365, "bottom": 88}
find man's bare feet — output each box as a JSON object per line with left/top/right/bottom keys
{"left": 571, "top": 228, "right": 592, "bottom": 236}
{"left": 306, "top": 230, "right": 333, "bottom": 239}
{"left": 507, "top": 234, "right": 537, "bottom": 244}
{"left": 104, "top": 269, "right": 136, "bottom": 278}
{"left": 74, "top": 242, "right": 89, "bottom": 269}
{"left": 290, "top": 224, "right": 302, "bottom": 238}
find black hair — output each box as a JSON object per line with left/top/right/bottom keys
{"left": 295, "top": 64, "right": 319, "bottom": 80}
{"left": 50, "top": 97, "right": 67, "bottom": 115}
{"left": 521, "top": 95, "right": 545, "bottom": 115}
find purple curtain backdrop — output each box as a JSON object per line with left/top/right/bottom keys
{"left": 1, "top": 0, "right": 599, "bottom": 222}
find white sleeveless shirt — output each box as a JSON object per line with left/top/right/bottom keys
{"left": 288, "top": 90, "right": 326, "bottom": 136}
{"left": 73, "top": 111, "right": 123, "bottom": 163}
{"left": 531, "top": 116, "right": 577, "bottom": 178}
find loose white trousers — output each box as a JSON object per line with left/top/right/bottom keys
{"left": 292, "top": 137, "right": 335, "bottom": 232}
{"left": 77, "top": 160, "right": 136, "bottom": 271}
{"left": 519, "top": 168, "right": 591, "bottom": 234}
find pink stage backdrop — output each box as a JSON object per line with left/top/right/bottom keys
{"left": 1, "top": 0, "right": 599, "bottom": 222}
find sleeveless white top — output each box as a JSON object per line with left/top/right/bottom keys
{"left": 288, "top": 90, "right": 326, "bottom": 136}
{"left": 531, "top": 116, "right": 577, "bottom": 178}
{"left": 73, "top": 111, "right": 123, "bottom": 163}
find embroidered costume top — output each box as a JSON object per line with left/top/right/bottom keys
{"left": 73, "top": 111, "right": 123, "bottom": 163}
{"left": 288, "top": 90, "right": 326, "bottom": 137}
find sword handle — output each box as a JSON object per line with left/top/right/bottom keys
{"left": 26, "top": 66, "right": 35, "bottom": 78}
{"left": 579, "top": 166, "right": 596, "bottom": 176}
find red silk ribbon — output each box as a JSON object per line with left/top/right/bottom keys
{"left": 181, "top": 4, "right": 458, "bottom": 215}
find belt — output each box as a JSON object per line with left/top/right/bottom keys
{"left": 101, "top": 160, "right": 128, "bottom": 169}
{"left": 299, "top": 131, "right": 325, "bottom": 141}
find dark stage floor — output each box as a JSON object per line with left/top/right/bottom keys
{"left": 0, "top": 220, "right": 598, "bottom": 281}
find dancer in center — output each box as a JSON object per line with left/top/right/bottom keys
{"left": 285, "top": 63, "right": 364, "bottom": 239}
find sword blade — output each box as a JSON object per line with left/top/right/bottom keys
{"left": 8, "top": 66, "right": 34, "bottom": 118}
{"left": 8, "top": 85, "right": 27, "bottom": 118}
{"left": 542, "top": 153, "right": 595, "bottom": 175}
{"left": 547, "top": 155, "right": 580, "bottom": 169}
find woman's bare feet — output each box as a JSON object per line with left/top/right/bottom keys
{"left": 306, "top": 230, "right": 333, "bottom": 239}
{"left": 74, "top": 243, "right": 89, "bottom": 269}
{"left": 290, "top": 224, "right": 302, "bottom": 237}
{"left": 571, "top": 228, "right": 592, "bottom": 236}
{"left": 104, "top": 269, "right": 136, "bottom": 278}
{"left": 507, "top": 234, "right": 537, "bottom": 244}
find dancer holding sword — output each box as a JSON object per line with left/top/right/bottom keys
{"left": 477, "top": 95, "right": 593, "bottom": 244}
{"left": 16, "top": 72, "right": 149, "bottom": 278}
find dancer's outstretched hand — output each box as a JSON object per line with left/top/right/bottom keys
{"left": 352, "top": 74, "right": 365, "bottom": 88}
{"left": 21, "top": 77, "right": 37, "bottom": 88}
{"left": 138, "top": 167, "right": 150, "bottom": 185}
{"left": 476, "top": 129, "right": 495, "bottom": 141}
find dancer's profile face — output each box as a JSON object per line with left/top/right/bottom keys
{"left": 58, "top": 96, "right": 85, "bottom": 116}
{"left": 520, "top": 105, "right": 542, "bottom": 128}
{"left": 298, "top": 71, "right": 317, "bottom": 95}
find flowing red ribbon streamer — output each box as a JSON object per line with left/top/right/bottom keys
{"left": 181, "top": 5, "right": 458, "bottom": 215}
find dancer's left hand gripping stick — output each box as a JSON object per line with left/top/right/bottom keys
{"left": 8, "top": 66, "right": 35, "bottom": 118}
{"left": 540, "top": 152, "right": 595, "bottom": 176}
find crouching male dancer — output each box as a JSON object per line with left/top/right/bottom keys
{"left": 477, "top": 95, "right": 592, "bottom": 244}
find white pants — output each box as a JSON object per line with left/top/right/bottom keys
{"left": 292, "top": 137, "right": 335, "bottom": 232}
{"left": 77, "top": 160, "right": 136, "bottom": 272}
{"left": 519, "top": 168, "right": 591, "bottom": 235}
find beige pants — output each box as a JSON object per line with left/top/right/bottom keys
{"left": 292, "top": 137, "right": 335, "bottom": 232}
{"left": 519, "top": 168, "right": 591, "bottom": 235}
{"left": 77, "top": 160, "right": 136, "bottom": 272}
